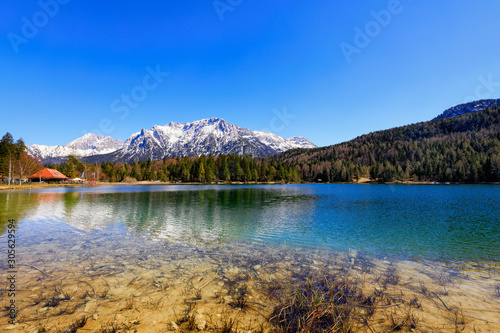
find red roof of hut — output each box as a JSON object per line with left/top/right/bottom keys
{"left": 29, "top": 168, "right": 68, "bottom": 180}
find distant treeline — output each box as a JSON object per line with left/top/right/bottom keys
{"left": 46, "top": 153, "right": 302, "bottom": 183}
{"left": 45, "top": 106, "right": 500, "bottom": 183}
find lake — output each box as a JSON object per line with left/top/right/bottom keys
{"left": 2, "top": 184, "right": 499, "bottom": 262}
{"left": 1, "top": 184, "right": 499, "bottom": 332}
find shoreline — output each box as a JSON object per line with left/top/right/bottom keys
{"left": 1, "top": 180, "right": 499, "bottom": 191}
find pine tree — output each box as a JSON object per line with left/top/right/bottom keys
{"left": 0, "top": 133, "right": 18, "bottom": 185}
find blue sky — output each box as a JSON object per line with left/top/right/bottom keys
{"left": 1, "top": 0, "right": 499, "bottom": 147}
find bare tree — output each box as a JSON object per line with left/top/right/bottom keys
{"left": 94, "top": 163, "right": 102, "bottom": 182}
{"left": 17, "top": 152, "right": 40, "bottom": 185}
{"left": 38, "top": 158, "right": 43, "bottom": 183}
{"left": 83, "top": 164, "right": 89, "bottom": 183}
{"left": 15, "top": 139, "right": 26, "bottom": 185}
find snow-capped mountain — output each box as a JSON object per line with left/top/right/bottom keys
{"left": 433, "top": 99, "right": 500, "bottom": 120}
{"left": 28, "top": 118, "right": 316, "bottom": 163}
{"left": 28, "top": 134, "right": 124, "bottom": 164}
{"left": 85, "top": 118, "right": 316, "bottom": 163}
{"left": 66, "top": 133, "right": 124, "bottom": 151}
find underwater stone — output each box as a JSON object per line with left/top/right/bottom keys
{"left": 228, "top": 267, "right": 239, "bottom": 274}
{"left": 197, "top": 320, "right": 207, "bottom": 330}
{"left": 168, "top": 322, "right": 179, "bottom": 331}
{"left": 4, "top": 324, "right": 19, "bottom": 330}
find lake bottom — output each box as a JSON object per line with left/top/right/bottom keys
{"left": 2, "top": 221, "right": 500, "bottom": 333}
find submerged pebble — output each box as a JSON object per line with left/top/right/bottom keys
{"left": 167, "top": 322, "right": 179, "bottom": 331}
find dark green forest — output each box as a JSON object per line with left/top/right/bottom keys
{"left": 46, "top": 153, "right": 303, "bottom": 183}
{"left": 4, "top": 105, "right": 500, "bottom": 184}
{"left": 277, "top": 105, "right": 500, "bottom": 183}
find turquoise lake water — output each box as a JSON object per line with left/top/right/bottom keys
{"left": 1, "top": 184, "right": 499, "bottom": 263}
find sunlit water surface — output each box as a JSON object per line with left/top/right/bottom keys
{"left": 1, "top": 184, "right": 499, "bottom": 265}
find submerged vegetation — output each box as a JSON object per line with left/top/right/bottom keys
{"left": 270, "top": 276, "right": 367, "bottom": 332}
{"left": 3, "top": 218, "right": 498, "bottom": 332}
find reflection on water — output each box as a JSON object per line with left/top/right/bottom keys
{"left": 3, "top": 184, "right": 499, "bottom": 262}
{"left": 0, "top": 192, "right": 39, "bottom": 234}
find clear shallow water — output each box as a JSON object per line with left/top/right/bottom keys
{"left": 1, "top": 184, "right": 499, "bottom": 263}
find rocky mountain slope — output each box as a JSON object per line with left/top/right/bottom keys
{"left": 28, "top": 134, "right": 124, "bottom": 164}
{"left": 28, "top": 118, "right": 316, "bottom": 163}
{"left": 85, "top": 118, "right": 316, "bottom": 163}
{"left": 433, "top": 99, "right": 500, "bottom": 120}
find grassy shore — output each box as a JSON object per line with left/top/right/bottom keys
{"left": 3, "top": 179, "right": 495, "bottom": 192}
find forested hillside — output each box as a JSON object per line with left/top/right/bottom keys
{"left": 16, "top": 105, "right": 500, "bottom": 184}
{"left": 277, "top": 106, "right": 500, "bottom": 182}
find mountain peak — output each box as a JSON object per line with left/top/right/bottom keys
{"left": 66, "top": 133, "right": 124, "bottom": 151}
{"left": 434, "top": 99, "right": 500, "bottom": 120}
{"left": 28, "top": 133, "right": 125, "bottom": 164}
{"left": 28, "top": 118, "right": 316, "bottom": 163}
{"left": 91, "top": 118, "right": 316, "bottom": 162}
{"left": 166, "top": 121, "right": 182, "bottom": 127}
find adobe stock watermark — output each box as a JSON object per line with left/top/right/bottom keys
{"left": 7, "top": 0, "right": 71, "bottom": 54}
{"left": 262, "top": 107, "right": 296, "bottom": 133}
{"left": 339, "top": 0, "right": 409, "bottom": 64}
{"left": 213, "top": 0, "right": 243, "bottom": 22}
{"left": 463, "top": 74, "right": 500, "bottom": 103}
{"left": 82, "top": 65, "right": 169, "bottom": 136}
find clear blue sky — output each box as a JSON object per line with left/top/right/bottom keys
{"left": 1, "top": 0, "right": 499, "bottom": 147}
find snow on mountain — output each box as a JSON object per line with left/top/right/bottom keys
{"left": 28, "top": 134, "right": 124, "bottom": 164}
{"left": 29, "top": 118, "right": 317, "bottom": 163}
{"left": 252, "top": 131, "right": 316, "bottom": 153}
{"left": 66, "top": 133, "right": 124, "bottom": 151}
{"left": 88, "top": 117, "right": 316, "bottom": 163}
{"left": 433, "top": 99, "right": 500, "bottom": 120}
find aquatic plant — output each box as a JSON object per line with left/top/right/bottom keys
{"left": 269, "top": 275, "right": 370, "bottom": 332}
{"left": 408, "top": 296, "right": 422, "bottom": 309}
{"left": 452, "top": 308, "right": 467, "bottom": 332}
{"left": 230, "top": 284, "right": 249, "bottom": 310}
{"left": 124, "top": 295, "right": 134, "bottom": 310}
{"left": 437, "top": 272, "right": 453, "bottom": 286}
{"left": 388, "top": 308, "right": 419, "bottom": 331}
{"left": 217, "top": 317, "right": 239, "bottom": 333}
{"left": 383, "top": 266, "right": 400, "bottom": 286}
{"left": 66, "top": 315, "right": 88, "bottom": 333}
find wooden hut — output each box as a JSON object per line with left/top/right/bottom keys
{"left": 29, "top": 168, "right": 69, "bottom": 183}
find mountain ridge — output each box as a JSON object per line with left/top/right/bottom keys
{"left": 28, "top": 117, "right": 316, "bottom": 164}
{"left": 433, "top": 99, "right": 500, "bottom": 120}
